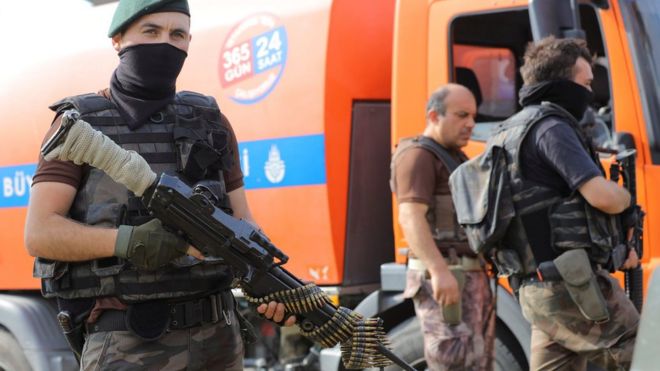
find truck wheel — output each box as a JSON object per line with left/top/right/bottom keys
{"left": 0, "top": 329, "right": 31, "bottom": 371}
{"left": 381, "top": 317, "right": 527, "bottom": 371}
{"left": 494, "top": 337, "right": 524, "bottom": 371}
{"left": 382, "top": 317, "right": 426, "bottom": 370}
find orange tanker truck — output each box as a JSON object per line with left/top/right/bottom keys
{"left": 0, "top": 0, "right": 657, "bottom": 370}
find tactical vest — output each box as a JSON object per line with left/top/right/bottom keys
{"left": 391, "top": 136, "right": 473, "bottom": 257}
{"left": 492, "top": 102, "right": 620, "bottom": 276}
{"left": 34, "top": 91, "right": 236, "bottom": 303}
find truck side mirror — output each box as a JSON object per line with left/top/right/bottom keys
{"left": 529, "top": 0, "right": 586, "bottom": 40}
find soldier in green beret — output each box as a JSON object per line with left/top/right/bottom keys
{"left": 25, "top": 1, "right": 294, "bottom": 369}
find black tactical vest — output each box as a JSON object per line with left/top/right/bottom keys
{"left": 34, "top": 91, "right": 236, "bottom": 302}
{"left": 492, "top": 103, "right": 620, "bottom": 276}
{"left": 391, "top": 136, "right": 473, "bottom": 257}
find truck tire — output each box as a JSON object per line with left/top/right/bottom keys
{"left": 0, "top": 329, "right": 31, "bottom": 371}
{"left": 382, "top": 317, "right": 526, "bottom": 371}
{"left": 383, "top": 317, "right": 426, "bottom": 370}
{"left": 494, "top": 337, "right": 524, "bottom": 371}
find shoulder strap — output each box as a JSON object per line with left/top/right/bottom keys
{"left": 175, "top": 91, "right": 221, "bottom": 111}
{"left": 49, "top": 93, "right": 115, "bottom": 115}
{"left": 415, "top": 136, "right": 461, "bottom": 173}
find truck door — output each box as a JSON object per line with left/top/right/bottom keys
{"left": 617, "top": 0, "right": 660, "bottom": 282}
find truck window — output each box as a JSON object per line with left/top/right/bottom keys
{"left": 449, "top": 6, "right": 610, "bottom": 144}
{"left": 448, "top": 8, "right": 530, "bottom": 141}
{"left": 620, "top": 0, "right": 660, "bottom": 163}
{"left": 453, "top": 44, "right": 517, "bottom": 120}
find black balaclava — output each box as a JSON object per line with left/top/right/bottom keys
{"left": 518, "top": 79, "right": 595, "bottom": 121}
{"left": 110, "top": 43, "right": 187, "bottom": 129}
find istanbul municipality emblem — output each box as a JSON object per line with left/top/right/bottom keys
{"left": 264, "top": 145, "right": 285, "bottom": 184}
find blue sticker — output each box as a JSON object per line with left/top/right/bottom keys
{"left": 252, "top": 27, "right": 288, "bottom": 74}
{"left": 238, "top": 134, "right": 326, "bottom": 189}
{"left": 0, "top": 133, "right": 325, "bottom": 208}
{"left": 0, "top": 164, "right": 36, "bottom": 208}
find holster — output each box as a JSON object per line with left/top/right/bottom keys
{"left": 442, "top": 265, "right": 465, "bottom": 325}
{"left": 553, "top": 250, "right": 609, "bottom": 323}
{"left": 56, "top": 311, "right": 85, "bottom": 362}
{"left": 235, "top": 300, "right": 258, "bottom": 345}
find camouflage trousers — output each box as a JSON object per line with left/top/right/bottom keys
{"left": 520, "top": 270, "right": 639, "bottom": 371}
{"left": 404, "top": 269, "right": 496, "bottom": 371}
{"left": 79, "top": 311, "right": 244, "bottom": 371}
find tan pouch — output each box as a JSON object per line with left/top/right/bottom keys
{"left": 553, "top": 249, "right": 609, "bottom": 322}
{"left": 442, "top": 265, "right": 465, "bottom": 325}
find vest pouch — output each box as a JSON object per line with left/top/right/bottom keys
{"left": 91, "top": 257, "right": 125, "bottom": 277}
{"left": 548, "top": 195, "right": 592, "bottom": 251}
{"left": 442, "top": 265, "right": 465, "bottom": 325}
{"left": 431, "top": 195, "right": 455, "bottom": 240}
{"left": 209, "top": 130, "right": 233, "bottom": 171}
{"left": 33, "top": 258, "right": 69, "bottom": 280}
{"left": 177, "top": 139, "right": 218, "bottom": 180}
{"left": 431, "top": 195, "right": 473, "bottom": 256}
{"left": 584, "top": 205, "right": 619, "bottom": 264}
{"left": 174, "top": 123, "right": 225, "bottom": 180}
{"left": 82, "top": 200, "right": 125, "bottom": 228}
{"left": 553, "top": 249, "right": 609, "bottom": 322}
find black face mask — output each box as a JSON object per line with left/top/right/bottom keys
{"left": 519, "top": 80, "right": 595, "bottom": 121}
{"left": 110, "top": 43, "right": 187, "bottom": 129}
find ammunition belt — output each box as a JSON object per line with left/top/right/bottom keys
{"left": 244, "top": 283, "right": 392, "bottom": 369}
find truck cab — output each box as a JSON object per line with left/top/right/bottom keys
{"left": 329, "top": 1, "right": 659, "bottom": 370}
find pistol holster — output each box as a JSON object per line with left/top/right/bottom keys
{"left": 553, "top": 249, "right": 609, "bottom": 323}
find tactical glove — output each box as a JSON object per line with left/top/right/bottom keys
{"left": 114, "top": 219, "right": 188, "bottom": 270}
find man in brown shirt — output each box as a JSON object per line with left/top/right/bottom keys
{"left": 391, "top": 84, "right": 495, "bottom": 370}
{"left": 24, "top": 1, "right": 292, "bottom": 369}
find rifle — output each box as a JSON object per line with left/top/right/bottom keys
{"left": 607, "top": 148, "right": 644, "bottom": 312}
{"left": 42, "top": 110, "right": 415, "bottom": 371}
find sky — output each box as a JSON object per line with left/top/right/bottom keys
{"left": 0, "top": 0, "right": 108, "bottom": 83}
{"left": 0, "top": 0, "right": 328, "bottom": 90}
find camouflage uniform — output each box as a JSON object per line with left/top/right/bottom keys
{"left": 392, "top": 136, "right": 495, "bottom": 371}
{"left": 448, "top": 102, "right": 640, "bottom": 370}
{"left": 404, "top": 269, "right": 496, "bottom": 371}
{"left": 520, "top": 270, "right": 638, "bottom": 371}
{"left": 81, "top": 314, "right": 243, "bottom": 371}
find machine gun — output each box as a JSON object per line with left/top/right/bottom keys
{"left": 606, "top": 148, "right": 644, "bottom": 312}
{"left": 42, "top": 110, "right": 415, "bottom": 371}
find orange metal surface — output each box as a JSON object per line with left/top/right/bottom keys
{"left": 605, "top": 2, "right": 658, "bottom": 288}
{"left": 324, "top": 0, "right": 395, "bottom": 278}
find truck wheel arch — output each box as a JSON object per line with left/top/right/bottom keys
{"left": 0, "top": 294, "right": 77, "bottom": 371}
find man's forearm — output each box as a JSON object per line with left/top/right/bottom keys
{"left": 26, "top": 214, "right": 117, "bottom": 261}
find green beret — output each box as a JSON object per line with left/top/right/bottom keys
{"left": 108, "top": 0, "right": 190, "bottom": 37}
